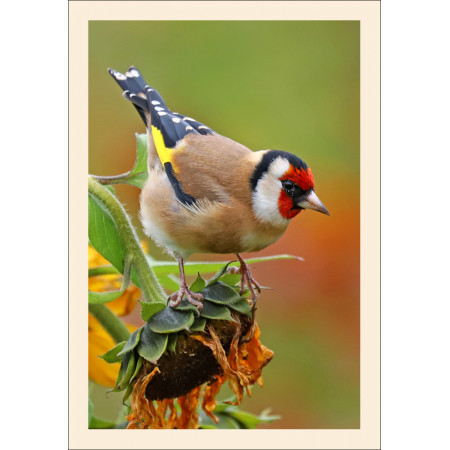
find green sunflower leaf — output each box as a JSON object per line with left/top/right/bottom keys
{"left": 137, "top": 324, "right": 168, "bottom": 363}
{"left": 110, "top": 352, "right": 132, "bottom": 392}
{"left": 219, "top": 273, "right": 241, "bottom": 287}
{"left": 167, "top": 333, "right": 178, "bottom": 353}
{"left": 232, "top": 286, "right": 251, "bottom": 298}
{"left": 206, "top": 262, "right": 234, "bottom": 286}
{"left": 226, "top": 408, "right": 281, "bottom": 428}
{"left": 117, "top": 328, "right": 144, "bottom": 357}
{"left": 129, "top": 356, "right": 143, "bottom": 383}
{"left": 99, "top": 341, "right": 127, "bottom": 364}
{"left": 88, "top": 184, "right": 141, "bottom": 288}
{"left": 175, "top": 298, "right": 200, "bottom": 313}
{"left": 113, "top": 353, "right": 129, "bottom": 391}
{"left": 122, "top": 383, "right": 134, "bottom": 404}
{"left": 117, "top": 351, "right": 136, "bottom": 389}
{"left": 190, "top": 316, "right": 207, "bottom": 332}
{"left": 200, "top": 301, "right": 234, "bottom": 321}
{"left": 139, "top": 301, "right": 166, "bottom": 322}
{"left": 199, "top": 411, "right": 241, "bottom": 429}
{"left": 227, "top": 299, "right": 253, "bottom": 315}
{"left": 148, "top": 308, "right": 195, "bottom": 333}
{"left": 88, "top": 192, "right": 125, "bottom": 273}
{"left": 190, "top": 273, "right": 206, "bottom": 293}
{"left": 201, "top": 281, "right": 242, "bottom": 304}
{"left": 123, "top": 133, "right": 149, "bottom": 189}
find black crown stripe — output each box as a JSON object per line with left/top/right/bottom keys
{"left": 250, "top": 150, "right": 309, "bottom": 191}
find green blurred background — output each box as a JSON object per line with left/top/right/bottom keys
{"left": 89, "top": 21, "right": 360, "bottom": 429}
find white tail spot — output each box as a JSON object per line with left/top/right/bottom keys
{"left": 172, "top": 117, "right": 181, "bottom": 123}
{"left": 151, "top": 100, "right": 160, "bottom": 105}
{"left": 126, "top": 69, "right": 140, "bottom": 78}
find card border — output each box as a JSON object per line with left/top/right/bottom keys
{"left": 69, "top": 1, "right": 380, "bottom": 449}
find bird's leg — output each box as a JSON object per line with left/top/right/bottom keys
{"left": 169, "top": 255, "right": 204, "bottom": 310}
{"left": 230, "top": 254, "right": 262, "bottom": 306}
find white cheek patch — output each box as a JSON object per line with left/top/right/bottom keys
{"left": 252, "top": 157, "right": 290, "bottom": 227}
{"left": 269, "top": 157, "right": 292, "bottom": 179}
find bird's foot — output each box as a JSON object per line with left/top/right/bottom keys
{"left": 229, "top": 260, "right": 261, "bottom": 307}
{"left": 169, "top": 284, "right": 204, "bottom": 310}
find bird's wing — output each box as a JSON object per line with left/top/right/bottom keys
{"left": 109, "top": 66, "right": 255, "bottom": 206}
{"left": 170, "top": 133, "right": 257, "bottom": 205}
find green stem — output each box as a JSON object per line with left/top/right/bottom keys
{"left": 89, "top": 266, "right": 120, "bottom": 277}
{"left": 89, "top": 304, "right": 130, "bottom": 343}
{"left": 88, "top": 176, "right": 166, "bottom": 304}
{"left": 89, "top": 171, "right": 131, "bottom": 185}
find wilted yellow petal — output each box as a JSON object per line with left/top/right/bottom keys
{"left": 88, "top": 245, "right": 110, "bottom": 268}
{"left": 88, "top": 245, "right": 143, "bottom": 387}
{"left": 89, "top": 321, "right": 137, "bottom": 388}
{"left": 88, "top": 326, "right": 120, "bottom": 387}
{"left": 88, "top": 245, "right": 142, "bottom": 318}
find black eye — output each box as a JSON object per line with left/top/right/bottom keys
{"left": 282, "top": 180, "right": 295, "bottom": 192}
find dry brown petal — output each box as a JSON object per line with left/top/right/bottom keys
{"left": 127, "top": 367, "right": 160, "bottom": 429}
{"left": 201, "top": 375, "right": 226, "bottom": 423}
{"left": 126, "top": 417, "right": 138, "bottom": 429}
{"left": 193, "top": 321, "right": 273, "bottom": 408}
{"left": 193, "top": 327, "right": 233, "bottom": 375}
{"left": 154, "top": 399, "right": 169, "bottom": 429}
{"left": 176, "top": 386, "right": 201, "bottom": 429}
{"left": 166, "top": 399, "right": 177, "bottom": 429}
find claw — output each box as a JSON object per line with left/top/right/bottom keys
{"left": 169, "top": 287, "right": 203, "bottom": 310}
{"left": 232, "top": 254, "right": 262, "bottom": 307}
{"left": 169, "top": 255, "right": 204, "bottom": 310}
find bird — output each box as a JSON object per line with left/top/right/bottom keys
{"left": 108, "top": 66, "right": 329, "bottom": 310}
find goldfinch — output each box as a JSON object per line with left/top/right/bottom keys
{"left": 109, "top": 66, "right": 329, "bottom": 309}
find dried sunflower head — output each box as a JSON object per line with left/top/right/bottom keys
{"left": 100, "top": 267, "right": 274, "bottom": 429}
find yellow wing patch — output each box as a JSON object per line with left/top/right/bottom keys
{"left": 151, "top": 126, "right": 173, "bottom": 166}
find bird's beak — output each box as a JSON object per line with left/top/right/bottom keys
{"left": 297, "top": 190, "right": 330, "bottom": 216}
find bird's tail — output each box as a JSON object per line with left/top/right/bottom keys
{"left": 108, "top": 66, "right": 167, "bottom": 128}
{"left": 109, "top": 66, "right": 170, "bottom": 170}
{"left": 108, "top": 66, "right": 215, "bottom": 171}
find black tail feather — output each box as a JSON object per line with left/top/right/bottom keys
{"left": 108, "top": 66, "right": 166, "bottom": 126}
{"left": 108, "top": 66, "right": 214, "bottom": 148}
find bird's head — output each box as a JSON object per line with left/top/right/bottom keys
{"left": 250, "top": 150, "right": 329, "bottom": 226}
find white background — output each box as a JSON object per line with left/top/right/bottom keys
{"left": 2, "top": 1, "right": 449, "bottom": 449}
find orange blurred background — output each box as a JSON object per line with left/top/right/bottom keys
{"left": 89, "top": 20, "right": 360, "bottom": 428}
